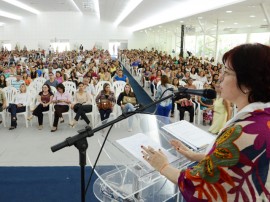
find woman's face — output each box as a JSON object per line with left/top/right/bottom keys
{"left": 78, "top": 84, "right": 84, "bottom": 91}
{"left": 124, "top": 85, "right": 131, "bottom": 92}
{"left": 173, "top": 79, "right": 179, "bottom": 85}
{"left": 219, "top": 61, "right": 245, "bottom": 104}
{"left": 57, "top": 87, "right": 64, "bottom": 93}
{"left": 105, "top": 85, "right": 110, "bottom": 92}
{"left": 42, "top": 85, "right": 49, "bottom": 92}
{"left": 20, "top": 84, "right": 26, "bottom": 92}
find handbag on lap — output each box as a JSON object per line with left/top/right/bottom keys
{"left": 122, "top": 96, "right": 137, "bottom": 105}
{"left": 98, "top": 99, "right": 112, "bottom": 110}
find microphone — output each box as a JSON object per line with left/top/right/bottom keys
{"left": 169, "top": 87, "right": 216, "bottom": 99}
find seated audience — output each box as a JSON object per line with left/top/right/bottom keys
{"left": 7, "top": 84, "right": 28, "bottom": 130}
{"left": 51, "top": 83, "right": 72, "bottom": 132}
{"left": 117, "top": 83, "right": 138, "bottom": 132}
{"left": 28, "top": 84, "right": 54, "bottom": 130}
{"left": 0, "top": 88, "right": 7, "bottom": 124}
{"left": 45, "top": 73, "right": 58, "bottom": 88}
{"left": 95, "top": 83, "right": 116, "bottom": 122}
{"left": 113, "top": 69, "right": 129, "bottom": 83}
{"left": 70, "top": 82, "right": 92, "bottom": 127}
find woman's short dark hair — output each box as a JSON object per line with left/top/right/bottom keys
{"left": 78, "top": 82, "right": 84, "bottom": 86}
{"left": 222, "top": 43, "right": 270, "bottom": 103}
{"left": 56, "top": 83, "right": 65, "bottom": 92}
{"left": 161, "top": 75, "right": 169, "bottom": 86}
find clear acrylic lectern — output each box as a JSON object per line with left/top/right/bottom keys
{"left": 88, "top": 114, "right": 192, "bottom": 202}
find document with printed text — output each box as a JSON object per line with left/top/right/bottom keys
{"left": 162, "top": 120, "right": 216, "bottom": 150}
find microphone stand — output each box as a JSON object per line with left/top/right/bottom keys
{"left": 51, "top": 90, "right": 179, "bottom": 202}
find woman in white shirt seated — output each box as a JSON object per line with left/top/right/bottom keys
{"left": 196, "top": 70, "right": 207, "bottom": 84}
{"left": 7, "top": 83, "right": 28, "bottom": 130}
{"left": 69, "top": 82, "right": 92, "bottom": 127}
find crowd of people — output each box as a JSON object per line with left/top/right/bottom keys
{"left": 1, "top": 43, "right": 269, "bottom": 201}
{"left": 120, "top": 48, "right": 231, "bottom": 131}
{"left": 0, "top": 48, "right": 139, "bottom": 131}
{"left": 0, "top": 46, "right": 233, "bottom": 134}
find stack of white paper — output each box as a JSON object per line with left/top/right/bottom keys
{"left": 116, "top": 133, "right": 178, "bottom": 170}
{"left": 162, "top": 120, "right": 215, "bottom": 150}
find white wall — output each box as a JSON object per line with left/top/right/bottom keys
{"left": 0, "top": 12, "right": 133, "bottom": 51}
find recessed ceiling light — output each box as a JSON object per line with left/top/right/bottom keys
{"left": 247, "top": 25, "right": 251, "bottom": 27}
{"left": 249, "top": 15, "right": 256, "bottom": 18}
{"left": 263, "top": 19, "right": 267, "bottom": 22}
{"left": 226, "top": 10, "right": 232, "bottom": 13}
{"left": 0, "top": 11, "right": 22, "bottom": 20}
{"left": 2, "top": 0, "right": 40, "bottom": 14}
{"left": 114, "top": 0, "right": 143, "bottom": 26}
{"left": 220, "top": 20, "right": 225, "bottom": 23}
{"left": 234, "top": 22, "right": 238, "bottom": 25}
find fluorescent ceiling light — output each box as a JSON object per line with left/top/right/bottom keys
{"left": 131, "top": 0, "right": 245, "bottom": 31}
{"left": 1, "top": 0, "right": 40, "bottom": 14}
{"left": 0, "top": 10, "right": 22, "bottom": 20}
{"left": 226, "top": 10, "right": 233, "bottom": 13}
{"left": 249, "top": 15, "right": 256, "bottom": 18}
{"left": 114, "top": 0, "right": 143, "bottom": 26}
{"left": 234, "top": 22, "right": 238, "bottom": 24}
{"left": 93, "top": 0, "right": 100, "bottom": 19}
{"left": 220, "top": 20, "right": 225, "bottom": 22}
{"left": 70, "top": 0, "right": 82, "bottom": 13}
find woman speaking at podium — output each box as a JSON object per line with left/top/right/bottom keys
{"left": 142, "top": 43, "right": 270, "bottom": 201}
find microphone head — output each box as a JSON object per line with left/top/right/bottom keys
{"left": 204, "top": 89, "right": 217, "bottom": 99}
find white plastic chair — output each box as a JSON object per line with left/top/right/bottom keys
{"left": 112, "top": 81, "right": 126, "bottom": 97}
{"left": 63, "top": 81, "right": 77, "bottom": 97}
{"left": 6, "top": 77, "right": 16, "bottom": 86}
{"left": 84, "top": 94, "right": 96, "bottom": 127}
{"left": 29, "top": 80, "right": 45, "bottom": 94}
{"left": 136, "top": 68, "right": 143, "bottom": 78}
{"left": 3, "top": 86, "right": 30, "bottom": 128}
{"left": 2, "top": 86, "right": 17, "bottom": 104}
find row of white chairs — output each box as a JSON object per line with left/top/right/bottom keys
{"left": 1, "top": 80, "right": 128, "bottom": 128}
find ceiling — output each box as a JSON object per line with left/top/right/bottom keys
{"left": 0, "top": 0, "right": 269, "bottom": 34}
